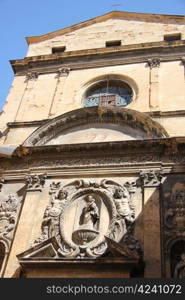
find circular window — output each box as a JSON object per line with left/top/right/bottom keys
{"left": 83, "top": 79, "right": 133, "bottom": 108}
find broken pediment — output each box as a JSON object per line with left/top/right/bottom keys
{"left": 23, "top": 107, "right": 168, "bottom": 146}
{"left": 17, "top": 237, "right": 60, "bottom": 260}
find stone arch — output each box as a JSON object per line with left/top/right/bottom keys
{"left": 23, "top": 107, "right": 169, "bottom": 146}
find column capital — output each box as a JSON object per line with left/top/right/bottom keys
{"left": 139, "top": 169, "right": 163, "bottom": 187}
{"left": 147, "top": 58, "right": 161, "bottom": 69}
{"left": 25, "top": 173, "right": 47, "bottom": 192}
{"left": 56, "top": 67, "right": 70, "bottom": 78}
{"left": 25, "top": 72, "right": 39, "bottom": 82}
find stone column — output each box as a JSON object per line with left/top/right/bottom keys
{"left": 147, "top": 58, "right": 160, "bottom": 110}
{"left": 4, "top": 174, "right": 47, "bottom": 278}
{"left": 139, "top": 170, "right": 163, "bottom": 277}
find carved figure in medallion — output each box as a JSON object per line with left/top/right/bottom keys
{"left": 174, "top": 253, "right": 185, "bottom": 278}
{"left": 79, "top": 195, "right": 99, "bottom": 229}
{"left": 72, "top": 194, "right": 100, "bottom": 246}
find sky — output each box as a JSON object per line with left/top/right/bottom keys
{"left": 0, "top": 0, "right": 185, "bottom": 110}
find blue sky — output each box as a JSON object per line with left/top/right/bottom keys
{"left": 0, "top": 0, "right": 185, "bottom": 110}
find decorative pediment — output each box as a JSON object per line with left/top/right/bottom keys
{"left": 26, "top": 11, "right": 185, "bottom": 45}
{"left": 23, "top": 107, "right": 168, "bottom": 146}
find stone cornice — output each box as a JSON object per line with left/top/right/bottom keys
{"left": 1, "top": 137, "right": 185, "bottom": 178}
{"left": 7, "top": 119, "right": 48, "bottom": 128}
{"left": 0, "top": 137, "right": 183, "bottom": 179}
{"left": 10, "top": 40, "right": 185, "bottom": 75}
{"left": 26, "top": 11, "right": 185, "bottom": 45}
{"left": 12, "top": 136, "right": 185, "bottom": 158}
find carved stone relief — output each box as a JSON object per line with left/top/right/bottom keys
{"left": 25, "top": 72, "right": 38, "bottom": 82}
{"left": 147, "top": 58, "right": 160, "bottom": 68}
{"left": 56, "top": 67, "right": 70, "bottom": 78}
{"left": 34, "top": 179, "right": 142, "bottom": 259}
{"left": 139, "top": 170, "right": 163, "bottom": 187}
{"left": 165, "top": 189, "right": 185, "bottom": 232}
{"left": 25, "top": 173, "right": 47, "bottom": 191}
{"left": 173, "top": 253, "right": 185, "bottom": 278}
{"left": 0, "top": 194, "right": 20, "bottom": 247}
{"left": 162, "top": 177, "right": 185, "bottom": 277}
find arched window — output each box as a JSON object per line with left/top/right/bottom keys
{"left": 0, "top": 242, "right": 5, "bottom": 273}
{"left": 83, "top": 79, "right": 133, "bottom": 108}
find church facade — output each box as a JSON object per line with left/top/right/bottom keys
{"left": 0, "top": 11, "right": 185, "bottom": 278}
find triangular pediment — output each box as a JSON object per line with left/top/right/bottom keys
{"left": 26, "top": 11, "right": 185, "bottom": 44}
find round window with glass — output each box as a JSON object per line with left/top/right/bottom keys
{"left": 83, "top": 79, "right": 133, "bottom": 107}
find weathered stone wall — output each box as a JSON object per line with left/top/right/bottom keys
{"left": 27, "top": 18, "right": 185, "bottom": 56}
{"left": 1, "top": 60, "right": 185, "bottom": 141}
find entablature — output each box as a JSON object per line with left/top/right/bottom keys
{"left": 10, "top": 40, "right": 185, "bottom": 75}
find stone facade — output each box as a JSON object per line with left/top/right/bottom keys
{"left": 0, "top": 11, "right": 185, "bottom": 278}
